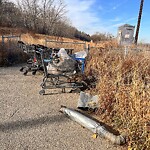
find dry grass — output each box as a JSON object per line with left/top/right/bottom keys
{"left": 0, "top": 27, "right": 115, "bottom": 53}
{"left": 85, "top": 45, "right": 150, "bottom": 149}
{"left": 0, "top": 27, "right": 87, "bottom": 52}
{"left": 21, "top": 33, "right": 87, "bottom": 52}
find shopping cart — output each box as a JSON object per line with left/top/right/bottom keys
{"left": 18, "top": 41, "right": 52, "bottom": 75}
{"left": 39, "top": 48, "right": 87, "bottom": 95}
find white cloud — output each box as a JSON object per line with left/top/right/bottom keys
{"left": 111, "top": 23, "right": 124, "bottom": 28}
{"left": 65, "top": 0, "right": 108, "bottom": 35}
{"left": 110, "top": 17, "right": 121, "bottom": 22}
{"left": 126, "top": 17, "right": 137, "bottom": 23}
{"left": 111, "top": 17, "right": 137, "bottom": 28}
{"left": 65, "top": 0, "right": 95, "bottom": 12}
{"left": 105, "top": 0, "right": 129, "bottom": 13}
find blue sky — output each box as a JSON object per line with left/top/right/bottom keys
{"left": 65, "top": 0, "right": 150, "bottom": 43}
{"left": 9, "top": 0, "right": 149, "bottom": 43}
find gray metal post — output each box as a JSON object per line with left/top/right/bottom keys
{"left": 84, "top": 42, "right": 86, "bottom": 50}
{"left": 45, "top": 39, "right": 47, "bottom": 47}
{"left": 124, "top": 46, "right": 128, "bottom": 58}
{"left": 2, "top": 35, "right": 4, "bottom": 46}
{"left": 19, "top": 34, "right": 21, "bottom": 41}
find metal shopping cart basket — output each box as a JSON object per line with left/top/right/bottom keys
{"left": 39, "top": 48, "right": 87, "bottom": 95}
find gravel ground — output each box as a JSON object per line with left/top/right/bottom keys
{"left": 0, "top": 65, "right": 125, "bottom": 150}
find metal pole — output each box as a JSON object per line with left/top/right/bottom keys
{"left": 134, "top": 0, "right": 144, "bottom": 45}
{"left": 60, "top": 106, "right": 126, "bottom": 145}
{"left": 124, "top": 46, "right": 128, "bottom": 58}
{"left": 2, "top": 35, "right": 4, "bottom": 46}
{"left": 19, "top": 34, "right": 21, "bottom": 41}
{"left": 45, "top": 39, "right": 47, "bottom": 47}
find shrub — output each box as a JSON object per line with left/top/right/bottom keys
{"left": 0, "top": 41, "right": 28, "bottom": 66}
{"left": 85, "top": 45, "right": 150, "bottom": 149}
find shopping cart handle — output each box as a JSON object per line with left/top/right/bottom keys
{"left": 44, "top": 59, "right": 52, "bottom": 63}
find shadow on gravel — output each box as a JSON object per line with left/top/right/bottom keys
{"left": 43, "top": 89, "right": 81, "bottom": 95}
{"left": 0, "top": 114, "right": 67, "bottom": 132}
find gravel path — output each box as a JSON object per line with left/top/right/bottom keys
{"left": 0, "top": 66, "right": 124, "bottom": 150}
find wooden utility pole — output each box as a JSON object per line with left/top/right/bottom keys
{"left": 134, "top": 0, "right": 144, "bottom": 45}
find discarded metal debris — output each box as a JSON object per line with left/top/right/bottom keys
{"left": 60, "top": 106, "right": 126, "bottom": 145}
{"left": 77, "top": 91, "right": 99, "bottom": 111}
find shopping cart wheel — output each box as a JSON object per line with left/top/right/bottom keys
{"left": 62, "top": 88, "right": 66, "bottom": 93}
{"left": 32, "top": 71, "right": 36, "bottom": 75}
{"left": 69, "top": 88, "right": 81, "bottom": 93}
{"left": 39, "top": 89, "right": 45, "bottom": 95}
{"left": 40, "top": 83, "right": 45, "bottom": 87}
{"left": 20, "top": 67, "right": 24, "bottom": 72}
{"left": 23, "top": 70, "right": 28, "bottom": 75}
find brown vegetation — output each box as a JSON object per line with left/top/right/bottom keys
{"left": 85, "top": 44, "right": 150, "bottom": 150}
{"left": 0, "top": 26, "right": 149, "bottom": 149}
{"left": 0, "top": 41, "right": 28, "bottom": 66}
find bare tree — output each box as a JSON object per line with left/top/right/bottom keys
{"left": 39, "top": 0, "right": 66, "bottom": 35}
{"left": 0, "top": 0, "right": 90, "bottom": 40}
{"left": 17, "top": 0, "right": 40, "bottom": 31}
{"left": 0, "top": 0, "right": 22, "bottom": 27}
{"left": 17, "top": 0, "right": 66, "bottom": 34}
{"left": 39, "top": 0, "right": 54, "bottom": 33}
